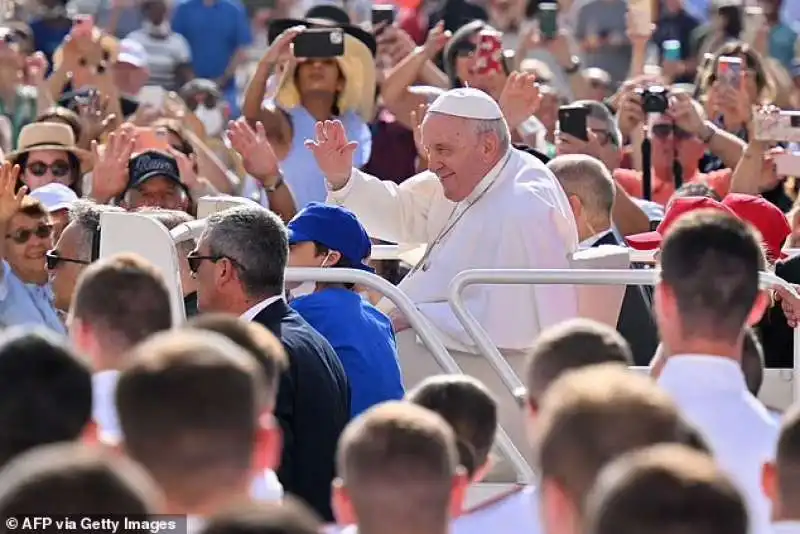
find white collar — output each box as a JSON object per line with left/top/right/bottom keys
{"left": 460, "top": 148, "right": 512, "bottom": 206}
{"left": 578, "top": 229, "right": 613, "bottom": 250}
{"left": 658, "top": 354, "right": 747, "bottom": 393}
{"left": 240, "top": 295, "right": 283, "bottom": 321}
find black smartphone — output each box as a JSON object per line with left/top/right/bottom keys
{"left": 372, "top": 5, "right": 396, "bottom": 30}
{"left": 558, "top": 105, "right": 589, "bottom": 141}
{"left": 292, "top": 28, "right": 345, "bottom": 59}
{"left": 538, "top": 2, "right": 558, "bottom": 40}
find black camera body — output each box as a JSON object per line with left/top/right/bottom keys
{"left": 636, "top": 86, "right": 669, "bottom": 114}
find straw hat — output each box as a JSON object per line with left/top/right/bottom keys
{"left": 271, "top": 30, "right": 377, "bottom": 122}
{"left": 6, "top": 123, "right": 94, "bottom": 173}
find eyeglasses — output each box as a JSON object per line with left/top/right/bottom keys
{"left": 186, "top": 251, "right": 244, "bottom": 274}
{"left": 26, "top": 160, "right": 72, "bottom": 178}
{"left": 589, "top": 128, "right": 613, "bottom": 146}
{"left": 652, "top": 124, "right": 694, "bottom": 141}
{"left": 6, "top": 223, "right": 53, "bottom": 244}
{"left": 45, "top": 250, "right": 90, "bottom": 270}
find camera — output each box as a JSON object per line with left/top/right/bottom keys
{"left": 636, "top": 86, "right": 669, "bottom": 114}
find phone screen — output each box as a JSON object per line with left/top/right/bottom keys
{"left": 558, "top": 106, "right": 589, "bottom": 141}
{"left": 538, "top": 3, "right": 558, "bottom": 39}
{"left": 134, "top": 127, "right": 171, "bottom": 154}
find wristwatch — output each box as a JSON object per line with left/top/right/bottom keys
{"left": 564, "top": 56, "right": 582, "bottom": 75}
{"left": 263, "top": 171, "right": 285, "bottom": 193}
{"left": 700, "top": 121, "right": 716, "bottom": 144}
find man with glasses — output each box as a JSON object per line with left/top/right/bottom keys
{"left": 47, "top": 200, "right": 124, "bottom": 313}
{"left": 189, "top": 204, "right": 349, "bottom": 522}
{"left": 0, "top": 162, "right": 64, "bottom": 332}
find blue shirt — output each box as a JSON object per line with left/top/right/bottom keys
{"left": 768, "top": 24, "right": 798, "bottom": 71}
{"left": 28, "top": 18, "right": 71, "bottom": 65}
{"left": 0, "top": 261, "right": 65, "bottom": 334}
{"left": 171, "top": 0, "right": 252, "bottom": 86}
{"left": 290, "top": 287, "right": 404, "bottom": 417}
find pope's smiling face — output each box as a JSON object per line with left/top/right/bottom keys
{"left": 421, "top": 112, "right": 501, "bottom": 202}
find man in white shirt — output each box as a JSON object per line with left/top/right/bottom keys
{"left": 309, "top": 88, "right": 579, "bottom": 473}
{"left": 763, "top": 407, "right": 800, "bottom": 534}
{"left": 653, "top": 210, "right": 778, "bottom": 534}
{"left": 68, "top": 253, "right": 173, "bottom": 446}
{"left": 115, "top": 330, "right": 283, "bottom": 521}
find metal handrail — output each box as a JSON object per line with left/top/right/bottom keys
{"left": 285, "top": 267, "right": 535, "bottom": 482}
{"left": 448, "top": 268, "right": 800, "bottom": 400}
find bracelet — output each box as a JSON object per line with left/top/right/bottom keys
{"left": 700, "top": 122, "right": 716, "bottom": 144}
{"left": 264, "top": 172, "right": 284, "bottom": 193}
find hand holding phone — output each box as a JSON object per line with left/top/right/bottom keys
{"left": 717, "top": 56, "right": 743, "bottom": 88}
{"left": 292, "top": 28, "right": 345, "bottom": 59}
{"left": 133, "top": 127, "right": 171, "bottom": 154}
{"left": 372, "top": 5, "right": 396, "bottom": 33}
{"left": 538, "top": 3, "right": 558, "bottom": 40}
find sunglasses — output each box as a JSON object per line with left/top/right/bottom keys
{"left": 26, "top": 160, "right": 71, "bottom": 178}
{"left": 187, "top": 95, "right": 218, "bottom": 110}
{"left": 6, "top": 223, "right": 53, "bottom": 244}
{"left": 45, "top": 250, "right": 90, "bottom": 270}
{"left": 186, "top": 251, "right": 242, "bottom": 274}
{"left": 652, "top": 124, "right": 694, "bottom": 141}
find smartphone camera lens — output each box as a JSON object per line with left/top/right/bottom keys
{"left": 78, "top": 57, "right": 87, "bottom": 67}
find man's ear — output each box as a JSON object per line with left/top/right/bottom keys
{"left": 332, "top": 478, "right": 357, "bottom": 526}
{"left": 449, "top": 466, "right": 470, "bottom": 518}
{"left": 81, "top": 420, "right": 99, "bottom": 445}
{"left": 762, "top": 461, "right": 779, "bottom": 509}
{"left": 253, "top": 413, "right": 282, "bottom": 472}
{"left": 747, "top": 290, "right": 770, "bottom": 326}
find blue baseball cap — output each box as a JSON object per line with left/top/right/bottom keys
{"left": 287, "top": 202, "right": 374, "bottom": 272}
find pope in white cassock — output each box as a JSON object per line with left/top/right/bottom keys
{"left": 307, "top": 86, "right": 580, "bottom": 474}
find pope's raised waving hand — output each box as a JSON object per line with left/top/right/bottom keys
{"left": 305, "top": 120, "right": 358, "bottom": 190}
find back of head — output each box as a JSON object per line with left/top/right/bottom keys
{"left": 115, "top": 330, "right": 268, "bottom": 508}
{"left": 0, "top": 442, "right": 158, "bottom": 516}
{"left": 535, "top": 365, "right": 693, "bottom": 509}
{"left": 547, "top": 155, "right": 616, "bottom": 221}
{"left": 186, "top": 313, "right": 288, "bottom": 406}
{"left": 659, "top": 211, "right": 761, "bottom": 342}
{"left": 337, "top": 402, "right": 458, "bottom": 532}
{"left": 586, "top": 444, "right": 746, "bottom": 534}
{"left": 406, "top": 375, "right": 498, "bottom": 478}
{"left": 526, "top": 319, "right": 633, "bottom": 405}
{"left": 203, "top": 206, "right": 288, "bottom": 299}
{"left": 70, "top": 253, "right": 173, "bottom": 352}
{"left": 0, "top": 328, "right": 91, "bottom": 468}
{"left": 199, "top": 497, "right": 322, "bottom": 534}
{"left": 67, "top": 200, "right": 125, "bottom": 259}
{"left": 138, "top": 208, "right": 196, "bottom": 255}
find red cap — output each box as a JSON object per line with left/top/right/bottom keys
{"left": 722, "top": 193, "right": 790, "bottom": 261}
{"left": 625, "top": 196, "right": 738, "bottom": 250}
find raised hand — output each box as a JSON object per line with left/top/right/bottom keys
{"left": 227, "top": 118, "right": 281, "bottom": 185}
{"left": 422, "top": 21, "right": 450, "bottom": 59}
{"left": 304, "top": 120, "right": 358, "bottom": 190}
{"left": 90, "top": 124, "right": 135, "bottom": 203}
{"left": 168, "top": 146, "right": 200, "bottom": 189}
{"left": 498, "top": 71, "right": 541, "bottom": 130}
{"left": 0, "top": 162, "right": 23, "bottom": 223}
{"left": 265, "top": 25, "right": 305, "bottom": 65}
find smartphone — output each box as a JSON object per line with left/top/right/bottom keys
{"left": 628, "top": 0, "right": 651, "bottom": 35}
{"left": 558, "top": 105, "right": 589, "bottom": 141}
{"left": 371, "top": 5, "right": 396, "bottom": 31}
{"left": 717, "top": 56, "right": 743, "bottom": 88}
{"left": 292, "top": 28, "right": 345, "bottom": 59}
{"left": 138, "top": 85, "right": 166, "bottom": 109}
{"left": 662, "top": 39, "right": 681, "bottom": 62}
{"left": 133, "top": 127, "right": 171, "bottom": 154}
{"left": 473, "top": 30, "right": 504, "bottom": 76}
{"left": 538, "top": 2, "right": 558, "bottom": 40}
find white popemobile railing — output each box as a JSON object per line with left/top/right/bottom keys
{"left": 285, "top": 267, "right": 537, "bottom": 482}
{"left": 449, "top": 269, "right": 800, "bottom": 408}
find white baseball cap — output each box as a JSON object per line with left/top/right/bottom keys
{"left": 117, "top": 38, "right": 148, "bottom": 69}
{"left": 28, "top": 183, "right": 78, "bottom": 212}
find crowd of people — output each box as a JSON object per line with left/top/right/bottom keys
{"left": 1, "top": 0, "right": 800, "bottom": 531}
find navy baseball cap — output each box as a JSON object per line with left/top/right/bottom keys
{"left": 287, "top": 202, "right": 374, "bottom": 272}
{"left": 127, "top": 150, "right": 186, "bottom": 193}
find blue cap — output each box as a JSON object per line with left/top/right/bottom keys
{"left": 287, "top": 202, "right": 374, "bottom": 272}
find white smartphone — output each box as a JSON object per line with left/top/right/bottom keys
{"left": 743, "top": 6, "right": 765, "bottom": 45}
{"left": 137, "top": 85, "right": 166, "bottom": 109}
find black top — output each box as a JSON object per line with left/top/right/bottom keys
{"left": 252, "top": 298, "right": 350, "bottom": 521}
{"left": 593, "top": 232, "right": 660, "bottom": 366}
{"left": 758, "top": 256, "right": 798, "bottom": 368}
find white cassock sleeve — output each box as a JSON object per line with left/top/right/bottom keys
{"left": 327, "top": 168, "right": 440, "bottom": 244}
{"left": 414, "top": 199, "right": 578, "bottom": 351}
